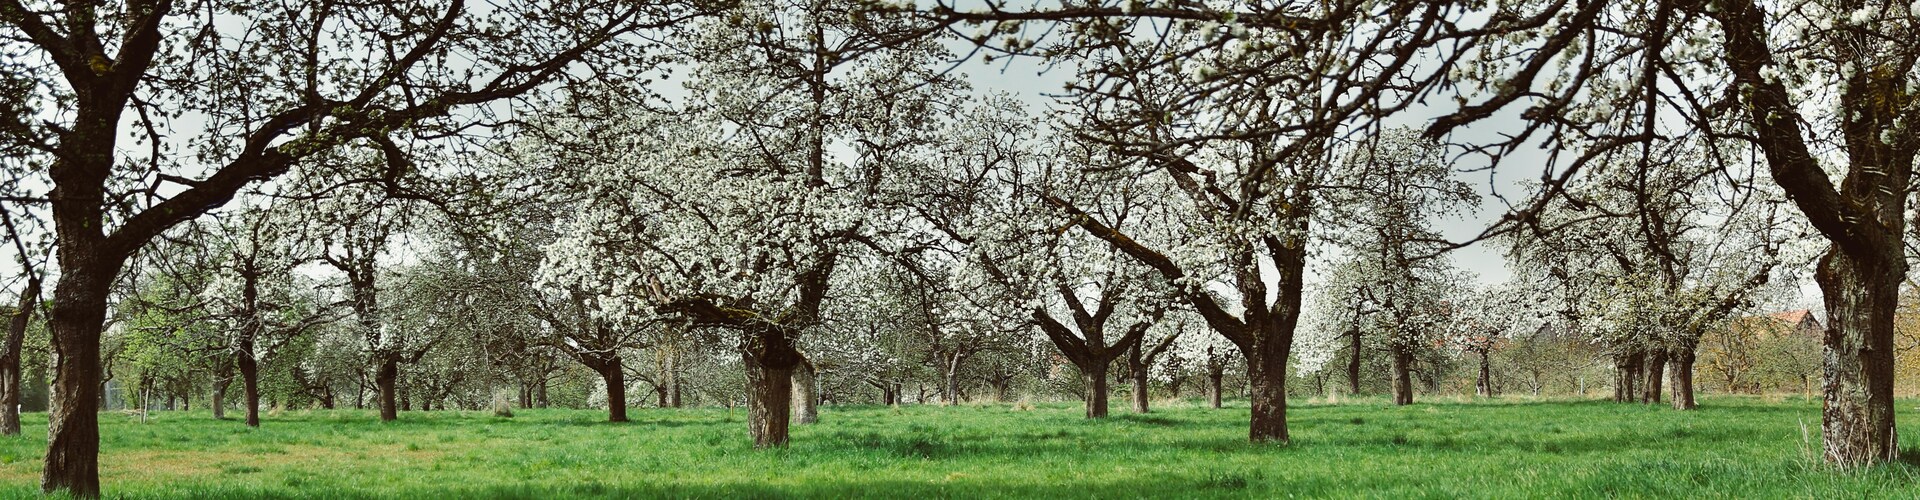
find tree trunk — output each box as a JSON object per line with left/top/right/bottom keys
{"left": 43, "top": 259, "right": 121, "bottom": 497}
{"left": 742, "top": 325, "right": 801, "bottom": 447}
{"left": 239, "top": 353, "right": 261, "bottom": 427}
{"left": 1082, "top": 363, "right": 1109, "bottom": 418}
{"left": 537, "top": 377, "right": 549, "bottom": 408}
{"left": 211, "top": 375, "right": 229, "bottom": 420}
{"left": 596, "top": 357, "right": 628, "bottom": 423}
{"left": 1614, "top": 348, "right": 1642, "bottom": 403}
{"left": 1208, "top": 370, "right": 1224, "bottom": 409}
{"left": 1817, "top": 249, "right": 1899, "bottom": 466}
{"left": 1641, "top": 349, "right": 1666, "bottom": 404}
{"left": 1, "top": 278, "right": 38, "bottom": 436}
{"left": 1346, "top": 327, "right": 1362, "bottom": 396}
{"left": 376, "top": 357, "right": 399, "bottom": 422}
{"left": 1670, "top": 347, "right": 1697, "bottom": 410}
{"left": 1246, "top": 339, "right": 1289, "bottom": 443}
{"left": 1390, "top": 345, "right": 1413, "bottom": 406}
{"left": 1129, "top": 349, "right": 1150, "bottom": 413}
{"left": 1475, "top": 350, "right": 1492, "bottom": 397}
{"left": 744, "top": 357, "right": 794, "bottom": 447}
{"left": 943, "top": 355, "right": 961, "bottom": 404}
{"left": 792, "top": 357, "right": 818, "bottom": 425}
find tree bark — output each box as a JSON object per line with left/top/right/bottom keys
{"left": 1390, "top": 345, "right": 1413, "bottom": 406}
{"left": 44, "top": 259, "right": 121, "bottom": 497}
{"left": 1670, "top": 347, "right": 1697, "bottom": 410}
{"left": 1475, "top": 350, "right": 1492, "bottom": 397}
{"left": 742, "top": 325, "right": 801, "bottom": 447}
{"left": 594, "top": 357, "right": 628, "bottom": 423}
{"left": 1641, "top": 349, "right": 1666, "bottom": 404}
{"left": 211, "top": 375, "right": 228, "bottom": 420}
{"left": 537, "top": 377, "right": 549, "bottom": 408}
{"left": 1614, "top": 348, "right": 1642, "bottom": 403}
{"left": 1, "top": 277, "right": 39, "bottom": 436}
{"left": 1245, "top": 337, "right": 1289, "bottom": 443}
{"left": 1817, "top": 249, "right": 1899, "bottom": 466}
{"left": 1128, "top": 346, "right": 1150, "bottom": 413}
{"left": 1346, "top": 327, "right": 1362, "bottom": 396}
{"left": 1208, "top": 370, "right": 1224, "bottom": 409}
{"left": 376, "top": 357, "right": 399, "bottom": 421}
{"left": 792, "top": 357, "right": 818, "bottom": 424}
{"left": 1082, "top": 363, "right": 1113, "bottom": 417}
{"left": 239, "top": 353, "right": 261, "bottom": 427}
{"left": 942, "top": 354, "right": 962, "bottom": 404}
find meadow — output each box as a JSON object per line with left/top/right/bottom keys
{"left": 0, "top": 396, "right": 1915, "bottom": 498}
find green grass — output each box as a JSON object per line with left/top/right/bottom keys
{"left": 0, "top": 396, "right": 1916, "bottom": 498}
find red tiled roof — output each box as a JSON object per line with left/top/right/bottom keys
{"left": 1768, "top": 309, "right": 1813, "bottom": 324}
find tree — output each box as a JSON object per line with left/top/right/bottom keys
{"left": 1433, "top": 0, "right": 1918, "bottom": 466}
{"left": 0, "top": 209, "right": 44, "bottom": 435}
{"left": 0, "top": 0, "right": 691, "bottom": 492}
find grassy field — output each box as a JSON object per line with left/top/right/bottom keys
{"left": 0, "top": 396, "right": 1915, "bottom": 498}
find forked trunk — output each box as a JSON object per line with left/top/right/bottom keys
{"left": 1389, "top": 346, "right": 1413, "bottom": 406}
{"left": 942, "top": 355, "right": 961, "bottom": 404}
{"left": 1817, "top": 248, "right": 1899, "bottom": 466}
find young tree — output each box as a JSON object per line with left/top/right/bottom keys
{"left": 0, "top": 210, "right": 44, "bottom": 435}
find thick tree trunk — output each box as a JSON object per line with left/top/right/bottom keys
{"left": 1390, "top": 346, "right": 1413, "bottom": 406}
{"left": 1082, "top": 363, "right": 1109, "bottom": 418}
{"left": 792, "top": 358, "right": 818, "bottom": 424}
{"left": 1246, "top": 340, "right": 1289, "bottom": 443}
{"left": 537, "top": 377, "right": 549, "bottom": 408}
{"left": 1, "top": 279, "right": 37, "bottom": 436}
{"left": 1208, "top": 370, "right": 1224, "bottom": 409}
{"left": 1817, "top": 249, "right": 1899, "bottom": 466}
{"left": 1670, "top": 347, "right": 1697, "bottom": 410}
{"left": 376, "top": 358, "right": 399, "bottom": 422}
{"left": 596, "top": 357, "right": 628, "bottom": 423}
{"left": 239, "top": 354, "right": 261, "bottom": 427}
{"left": 1475, "top": 350, "right": 1493, "bottom": 397}
{"left": 744, "top": 358, "right": 794, "bottom": 447}
{"left": 742, "top": 325, "right": 801, "bottom": 447}
{"left": 43, "top": 260, "right": 120, "bottom": 497}
{"left": 1642, "top": 350, "right": 1667, "bottom": 404}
